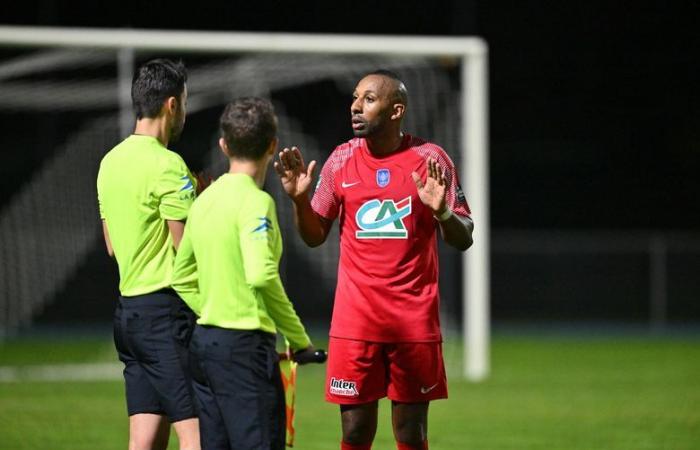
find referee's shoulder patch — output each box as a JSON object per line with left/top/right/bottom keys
{"left": 252, "top": 217, "right": 273, "bottom": 233}
{"left": 178, "top": 175, "right": 195, "bottom": 201}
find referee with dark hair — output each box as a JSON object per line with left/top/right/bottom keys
{"left": 97, "top": 58, "right": 200, "bottom": 450}
{"left": 173, "top": 97, "right": 317, "bottom": 450}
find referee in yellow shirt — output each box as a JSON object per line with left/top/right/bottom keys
{"left": 97, "top": 59, "right": 200, "bottom": 450}
{"left": 173, "top": 97, "right": 315, "bottom": 450}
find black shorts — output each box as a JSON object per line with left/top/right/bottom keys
{"left": 190, "top": 325, "right": 285, "bottom": 450}
{"left": 113, "top": 289, "right": 197, "bottom": 422}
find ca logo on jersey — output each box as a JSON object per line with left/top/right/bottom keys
{"left": 355, "top": 197, "right": 411, "bottom": 239}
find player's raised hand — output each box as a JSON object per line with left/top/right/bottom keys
{"left": 412, "top": 157, "right": 447, "bottom": 214}
{"left": 273, "top": 146, "right": 317, "bottom": 201}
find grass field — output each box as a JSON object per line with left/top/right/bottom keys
{"left": 1, "top": 332, "right": 699, "bottom": 450}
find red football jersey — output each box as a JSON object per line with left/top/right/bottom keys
{"left": 311, "top": 134, "right": 471, "bottom": 342}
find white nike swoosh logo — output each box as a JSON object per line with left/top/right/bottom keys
{"left": 420, "top": 383, "right": 438, "bottom": 394}
{"left": 341, "top": 181, "right": 360, "bottom": 188}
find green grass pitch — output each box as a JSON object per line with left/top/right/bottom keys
{"left": 0, "top": 334, "right": 698, "bottom": 449}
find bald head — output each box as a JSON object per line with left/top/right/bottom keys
{"left": 364, "top": 69, "right": 408, "bottom": 107}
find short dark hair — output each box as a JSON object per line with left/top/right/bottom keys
{"left": 220, "top": 97, "right": 278, "bottom": 161}
{"left": 131, "top": 59, "right": 187, "bottom": 119}
{"left": 366, "top": 69, "right": 408, "bottom": 105}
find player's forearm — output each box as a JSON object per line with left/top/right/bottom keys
{"left": 438, "top": 214, "right": 474, "bottom": 251}
{"left": 292, "top": 197, "right": 328, "bottom": 247}
{"left": 245, "top": 249, "right": 311, "bottom": 349}
{"left": 260, "top": 278, "right": 312, "bottom": 350}
{"left": 101, "top": 221, "right": 115, "bottom": 258}
{"left": 167, "top": 220, "right": 186, "bottom": 250}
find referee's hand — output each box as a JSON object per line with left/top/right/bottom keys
{"left": 292, "top": 346, "right": 328, "bottom": 365}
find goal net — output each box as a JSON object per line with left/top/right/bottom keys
{"left": 0, "top": 26, "right": 489, "bottom": 380}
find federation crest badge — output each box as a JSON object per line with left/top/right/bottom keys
{"left": 376, "top": 169, "right": 390, "bottom": 187}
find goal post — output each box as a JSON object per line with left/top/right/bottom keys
{"left": 0, "top": 25, "right": 489, "bottom": 381}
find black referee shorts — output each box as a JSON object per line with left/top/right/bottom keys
{"left": 113, "top": 289, "right": 197, "bottom": 422}
{"left": 190, "top": 325, "right": 286, "bottom": 450}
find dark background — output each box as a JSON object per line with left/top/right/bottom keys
{"left": 2, "top": 0, "right": 699, "bottom": 328}
{"left": 5, "top": 0, "right": 699, "bottom": 229}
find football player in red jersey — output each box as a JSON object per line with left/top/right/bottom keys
{"left": 274, "top": 70, "right": 473, "bottom": 450}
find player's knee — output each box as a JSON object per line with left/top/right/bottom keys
{"left": 392, "top": 419, "right": 426, "bottom": 445}
{"left": 172, "top": 417, "right": 201, "bottom": 450}
{"left": 176, "top": 437, "right": 201, "bottom": 450}
{"left": 341, "top": 402, "right": 378, "bottom": 445}
{"left": 343, "top": 421, "right": 372, "bottom": 444}
{"left": 342, "top": 419, "right": 375, "bottom": 445}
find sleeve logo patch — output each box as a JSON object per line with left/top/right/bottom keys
{"left": 179, "top": 175, "right": 194, "bottom": 192}
{"left": 252, "top": 217, "right": 273, "bottom": 233}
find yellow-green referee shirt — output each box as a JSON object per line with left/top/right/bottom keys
{"left": 97, "top": 134, "right": 196, "bottom": 296}
{"left": 172, "top": 173, "right": 310, "bottom": 350}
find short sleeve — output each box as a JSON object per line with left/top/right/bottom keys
{"left": 157, "top": 155, "right": 196, "bottom": 221}
{"left": 311, "top": 157, "right": 340, "bottom": 220}
{"left": 442, "top": 154, "right": 472, "bottom": 219}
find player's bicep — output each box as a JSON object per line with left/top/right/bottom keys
{"left": 310, "top": 159, "right": 340, "bottom": 220}
{"left": 158, "top": 159, "right": 196, "bottom": 221}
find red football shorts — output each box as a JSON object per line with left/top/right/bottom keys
{"left": 325, "top": 337, "right": 448, "bottom": 404}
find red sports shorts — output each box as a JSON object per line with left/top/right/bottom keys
{"left": 325, "top": 337, "right": 448, "bottom": 404}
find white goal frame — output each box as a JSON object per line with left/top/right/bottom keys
{"left": 0, "top": 25, "right": 490, "bottom": 381}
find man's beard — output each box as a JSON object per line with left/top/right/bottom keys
{"left": 170, "top": 116, "right": 185, "bottom": 144}
{"left": 352, "top": 128, "right": 368, "bottom": 137}
{"left": 352, "top": 120, "right": 380, "bottom": 137}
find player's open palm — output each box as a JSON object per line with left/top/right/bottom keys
{"left": 274, "top": 146, "right": 317, "bottom": 201}
{"left": 412, "top": 157, "right": 447, "bottom": 214}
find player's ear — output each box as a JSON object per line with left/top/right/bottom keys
{"left": 219, "top": 137, "right": 231, "bottom": 157}
{"left": 391, "top": 103, "right": 405, "bottom": 121}
{"left": 165, "top": 96, "right": 178, "bottom": 115}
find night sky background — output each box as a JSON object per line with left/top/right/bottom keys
{"left": 4, "top": 0, "right": 699, "bottom": 230}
